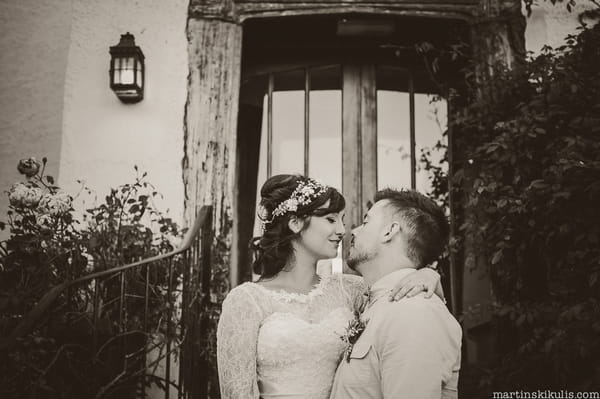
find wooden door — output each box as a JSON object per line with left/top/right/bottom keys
{"left": 234, "top": 63, "right": 447, "bottom": 279}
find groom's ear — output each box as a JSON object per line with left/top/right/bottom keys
{"left": 381, "top": 221, "right": 401, "bottom": 243}
{"left": 288, "top": 216, "right": 305, "bottom": 234}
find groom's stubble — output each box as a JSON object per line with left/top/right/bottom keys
{"left": 346, "top": 249, "right": 377, "bottom": 273}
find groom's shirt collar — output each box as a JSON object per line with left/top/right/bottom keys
{"left": 368, "top": 268, "right": 417, "bottom": 306}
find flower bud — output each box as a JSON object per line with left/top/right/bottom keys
{"left": 17, "top": 157, "right": 41, "bottom": 178}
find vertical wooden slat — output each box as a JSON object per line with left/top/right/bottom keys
{"left": 409, "top": 70, "right": 416, "bottom": 190}
{"left": 267, "top": 74, "right": 274, "bottom": 178}
{"left": 342, "top": 64, "right": 379, "bottom": 227}
{"left": 360, "top": 65, "right": 377, "bottom": 206}
{"left": 304, "top": 68, "right": 310, "bottom": 176}
{"left": 232, "top": 103, "right": 263, "bottom": 286}
{"left": 447, "top": 100, "right": 459, "bottom": 315}
{"left": 342, "top": 64, "right": 362, "bottom": 232}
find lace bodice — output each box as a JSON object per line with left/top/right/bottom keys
{"left": 216, "top": 273, "right": 366, "bottom": 399}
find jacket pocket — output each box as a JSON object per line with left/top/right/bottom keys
{"left": 349, "top": 341, "right": 371, "bottom": 360}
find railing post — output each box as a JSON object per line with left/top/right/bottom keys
{"left": 199, "top": 206, "right": 213, "bottom": 397}
{"left": 92, "top": 279, "right": 101, "bottom": 354}
{"left": 119, "top": 270, "right": 128, "bottom": 375}
{"left": 142, "top": 263, "right": 150, "bottom": 399}
{"left": 92, "top": 279, "right": 101, "bottom": 395}
{"left": 178, "top": 249, "right": 189, "bottom": 399}
{"left": 165, "top": 257, "right": 173, "bottom": 399}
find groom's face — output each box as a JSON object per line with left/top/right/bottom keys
{"left": 346, "top": 200, "right": 390, "bottom": 271}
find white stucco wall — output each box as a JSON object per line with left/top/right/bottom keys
{"left": 0, "top": 0, "right": 73, "bottom": 239}
{"left": 524, "top": 0, "right": 596, "bottom": 54}
{"left": 59, "top": 0, "right": 188, "bottom": 226}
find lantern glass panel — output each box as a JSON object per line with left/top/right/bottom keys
{"left": 119, "top": 57, "right": 134, "bottom": 84}
{"left": 113, "top": 58, "right": 121, "bottom": 84}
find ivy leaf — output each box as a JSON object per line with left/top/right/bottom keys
{"left": 590, "top": 272, "right": 598, "bottom": 287}
{"left": 529, "top": 180, "right": 548, "bottom": 190}
{"left": 491, "top": 250, "right": 503, "bottom": 265}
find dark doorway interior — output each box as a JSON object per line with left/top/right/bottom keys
{"left": 234, "top": 14, "right": 469, "bottom": 292}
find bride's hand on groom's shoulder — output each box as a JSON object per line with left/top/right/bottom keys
{"left": 388, "top": 267, "right": 441, "bottom": 301}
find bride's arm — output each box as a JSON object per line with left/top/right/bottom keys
{"left": 389, "top": 267, "right": 444, "bottom": 301}
{"left": 337, "top": 267, "right": 444, "bottom": 306}
{"left": 217, "top": 286, "right": 262, "bottom": 399}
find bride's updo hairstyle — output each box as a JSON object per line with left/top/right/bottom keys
{"left": 251, "top": 174, "right": 345, "bottom": 279}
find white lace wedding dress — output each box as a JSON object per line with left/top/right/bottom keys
{"left": 216, "top": 273, "right": 366, "bottom": 399}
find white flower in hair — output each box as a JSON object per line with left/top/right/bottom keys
{"left": 262, "top": 178, "right": 328, "bottom": 226}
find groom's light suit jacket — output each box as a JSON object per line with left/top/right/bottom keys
{"left": 330, "top": 269, "right": 462, "bottom": 399}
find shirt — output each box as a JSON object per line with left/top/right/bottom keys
{"left": 329, "top": 268, "right": 462, "bottom": 399}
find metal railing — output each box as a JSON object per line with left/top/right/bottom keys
{"left": 1, "top": 205, "right": 215, "bottom": 399}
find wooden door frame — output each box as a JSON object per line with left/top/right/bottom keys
{"left": 342, "top": 64, "right": 377, "bottom": 232}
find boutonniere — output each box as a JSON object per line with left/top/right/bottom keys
{"left": 339, "top": 290, "right": 370, "bottom": 362}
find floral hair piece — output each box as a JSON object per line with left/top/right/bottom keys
{"left": 260, "top": 178, "right": 328, "bottom": 228}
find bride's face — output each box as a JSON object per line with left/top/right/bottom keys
{"left": 295, "top": 203, "right": 346, "bottom": 260}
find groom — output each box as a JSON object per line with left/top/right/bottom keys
{"left": 330, "top": 188, "right": 462, "bottom": 399}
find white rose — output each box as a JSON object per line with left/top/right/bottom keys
{"left": 8, "top": 183, "right": 43, "bottom": 208}
{"left": 8, "top": 183, "right": 27, "bottom": 206}
{"left": 37, "top": 214, "right": 54, "bottom": 231}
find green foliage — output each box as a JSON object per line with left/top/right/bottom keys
{"left": 0, "top": 157, "right": 85, "bottom": 315}
{"left": 468, "top": 22, "right": 599, "bottom": 392}
{"left": 423, "top": 19, "right": 600, "bottom": 394}
{"left": 0, "top": 159, "right": 181, "bottom": 398}
{"left": 83, "top": 166, "right": 179, "bottom": 270}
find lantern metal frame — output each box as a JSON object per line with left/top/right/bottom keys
{"left": 109, "top": 32, "right": 145, "bottom": 103}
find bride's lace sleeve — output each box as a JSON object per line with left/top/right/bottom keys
{"left": 217, "top": 285, "right": 263, "bottom": 399}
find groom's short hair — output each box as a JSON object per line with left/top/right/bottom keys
{"left": 374, "top": 189, "right": 449, "bottom": 268}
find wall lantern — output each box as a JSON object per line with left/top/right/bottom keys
{"left": 109, "top": 32, "right": 144, "bottom": 103}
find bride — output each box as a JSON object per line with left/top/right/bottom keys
{"left": 217, "top": 175, "right": 444, "bottom": 398}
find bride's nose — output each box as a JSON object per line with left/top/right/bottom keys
{"left": 335, "top": 219, "right": 345, "bottom": 235}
